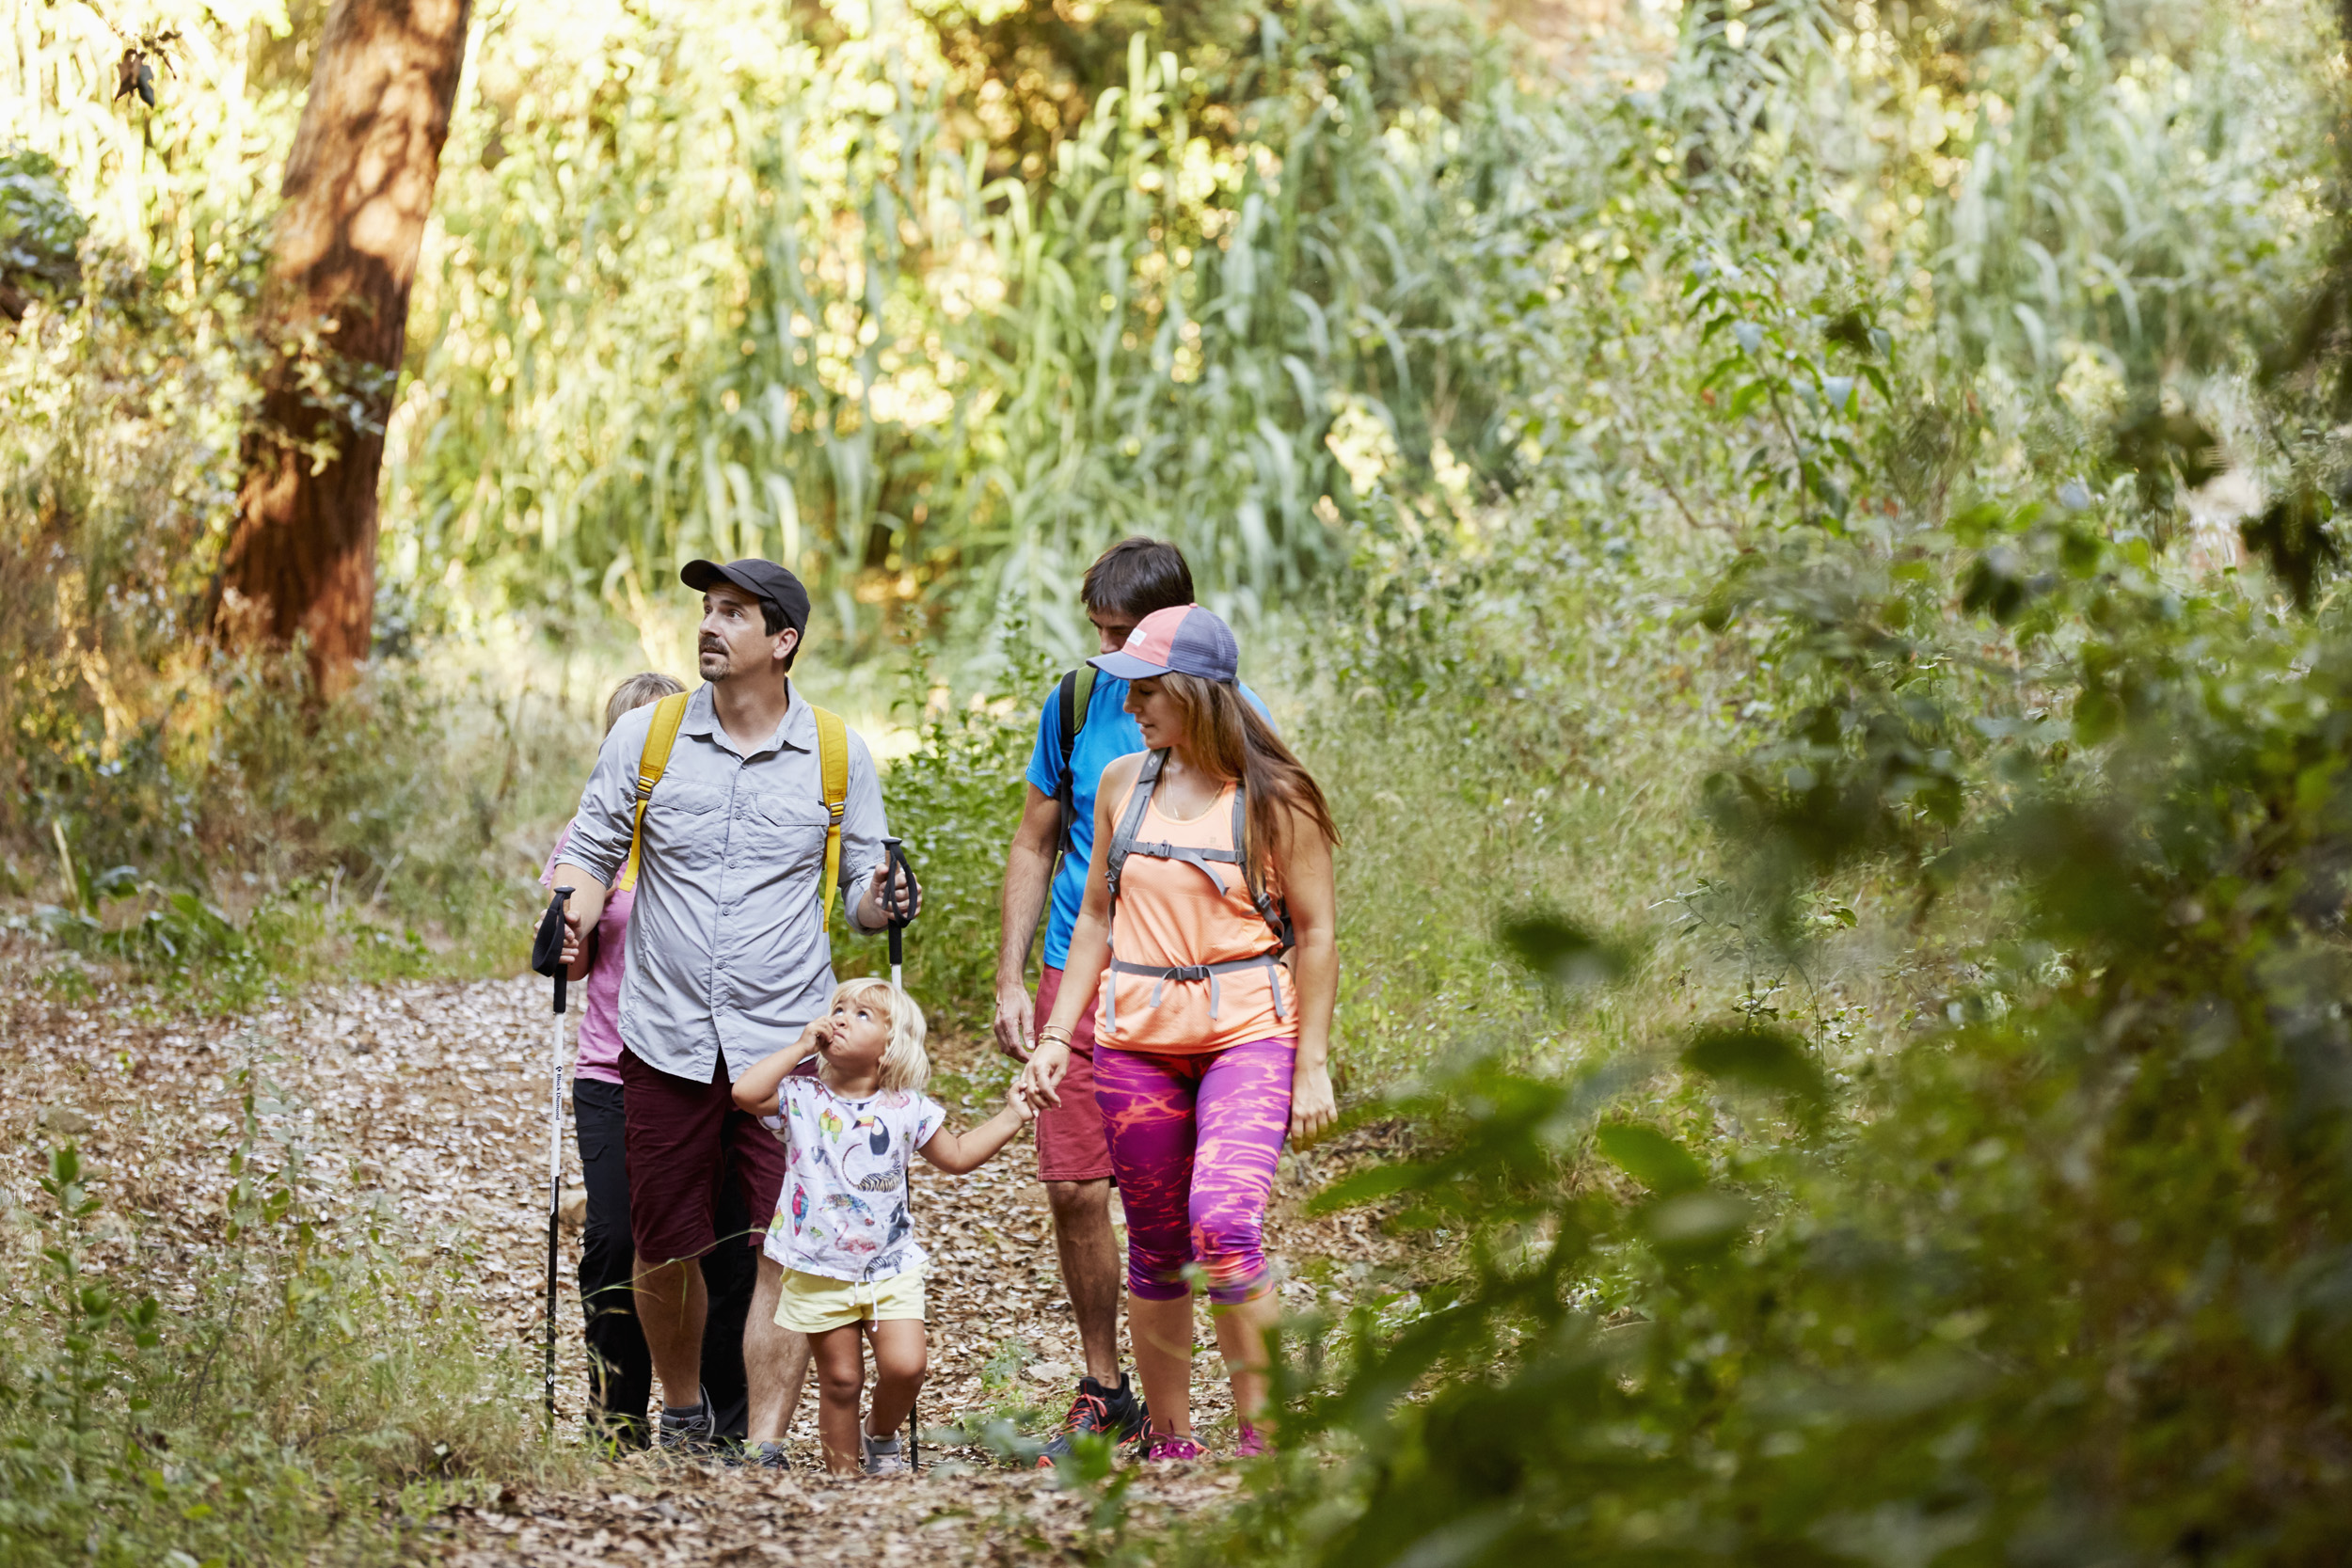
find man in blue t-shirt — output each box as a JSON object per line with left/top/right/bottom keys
{"left": 993, "top": 539, "right": 1269, "bottom": 1465}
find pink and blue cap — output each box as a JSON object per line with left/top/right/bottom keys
{"left": 1089, "top": 604, "right": 1240, "bottom": 685}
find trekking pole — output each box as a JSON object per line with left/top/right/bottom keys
{"left": 881, "top": 837, "right": 915, "bottom": 990}
{"left": 879, "top": 839, "right": 921, "bottom": 1465}
{"left": 529, "top": 886, "right": 575, "bottom": 1431}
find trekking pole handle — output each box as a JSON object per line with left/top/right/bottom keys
{"left": 548, "top": 887, "right": 573, "bottom": 1014}
{"left": 880, "top": 840, "right": 909, "bottom": 970}
{"left": 881, "top": 839, "right": 912, "bottom": 922}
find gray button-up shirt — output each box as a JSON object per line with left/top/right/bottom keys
{"left": 563, "top": 683, "right": 890, "bottom": 1084}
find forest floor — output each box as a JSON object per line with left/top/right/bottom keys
{"left": 0, "top": 950, "right": 1402, "bottom": 1563}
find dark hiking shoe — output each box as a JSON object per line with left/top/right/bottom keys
{"left": 860, "top": 1430, "right": 911, "bottom": 1477}
{"left": 656, "top": 1387, "right": 719, "bottom": 1456}
{"left": 1036, "top": 1374, "right": 1147, "bottom": 1469}
{"left": 741, "top": 1440, "right": 790, "bottom": 1472}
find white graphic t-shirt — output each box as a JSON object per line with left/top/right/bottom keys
{"left": 761, "top": 1075, "right": 946, "bottom": 1283}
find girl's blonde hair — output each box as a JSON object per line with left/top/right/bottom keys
{"left": 604, "top": 671, "right": 687, "bottom": 735}
{"left": 833, "top": 976, "right": 930, "bottom": 1093}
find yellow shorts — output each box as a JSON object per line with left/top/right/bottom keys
{"left": 772, "top": 1267, "right": 927, "bottom": 1333}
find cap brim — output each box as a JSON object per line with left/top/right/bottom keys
{"left": 680, "top": 559, "right": 746, "bottom": 594}
{"left": 1089, "top": 651, "right": 1168, "bottom": 680}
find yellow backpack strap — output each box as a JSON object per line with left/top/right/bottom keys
{"left": 614, "top": 692, "right": 690, "bottom": 892}
{"left": 811, "top": 705, "right": 850, "bottom": 913}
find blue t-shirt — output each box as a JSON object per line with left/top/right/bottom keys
{"left": 1024, "top": 673, "right": 1271, "bottom": 971}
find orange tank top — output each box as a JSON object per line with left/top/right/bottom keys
{"left": 1096, "top": 768, "right": 1295, "bottom": 1054}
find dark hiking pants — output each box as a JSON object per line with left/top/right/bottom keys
{"left": 574, "top": 1079, "right": 757, "bottom": 1445}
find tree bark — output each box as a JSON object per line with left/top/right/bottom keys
{"left": 215, "top": 0, "right": 472, "bottom": 697}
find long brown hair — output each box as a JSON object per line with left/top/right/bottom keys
{"left": 1158, "top": 673, "right": 1339, "bottom": 898}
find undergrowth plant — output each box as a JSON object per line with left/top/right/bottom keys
{"left": 0, "top": 1070, "right": 565, "bottom": 1565}
{"left": 1170, "top": 2, "right": 2352, "bottom": 1563}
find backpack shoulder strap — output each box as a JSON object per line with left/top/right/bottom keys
{"left": 811, "top": 705, "right": 850, "bottom": 914}
{"left": 1103, "top": 749, "right": 1166, "bottom": 905}
{"left": 1054, "top": 666, "right": 1097, "bottom": 857}
{"left": 1230, "top": 781, "right": 1295, "bottom": 949}
{"left": 614, "top": 691, "right": 691, "bottom": 892}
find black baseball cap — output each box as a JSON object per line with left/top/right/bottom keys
{"left": 680, "top": 559, "right": 810, "bottom": 635}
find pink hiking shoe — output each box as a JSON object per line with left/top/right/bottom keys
{"left": 1141, "top": 1430, "right": 1205, "bottom": 1464}
{"left": 1234, "top": 1421, "right": 1271, "bottom": 1459}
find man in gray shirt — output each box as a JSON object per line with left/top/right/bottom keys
{"left": 552, "top": 558, "right": 917, "bottom": 1462}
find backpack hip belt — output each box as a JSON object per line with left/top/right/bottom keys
{"left": 1102, "top": 952, "right": 1287, "bottom": 1035}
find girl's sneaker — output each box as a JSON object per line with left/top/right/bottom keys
{"left": 860, "top": 1430, "right": 911, "bottom": 1477}
{"left": 1233, "top": 1422, "right": 1270, "bottom": 1459}
{"left": 1140, "top": 1430, "right": 1204, "bottom": 1464}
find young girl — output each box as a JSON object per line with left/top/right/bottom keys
{"left": 732, "top": 977, "right": 1031, "bottom": 1476}
{"left": 1017, "top": 603, "right": 1340, "bottom": 1462}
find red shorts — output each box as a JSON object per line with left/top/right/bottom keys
{"left": 619, "top": 1046, "right": 791, "bottom": 1264}
{"left": 1033, "top": 966, "right": 1114, "bottom": 1184}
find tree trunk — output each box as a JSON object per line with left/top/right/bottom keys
{"left": 214, "top": 0, "right": 472, "bottom": 697}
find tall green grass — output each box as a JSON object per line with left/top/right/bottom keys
{"left": 385, "top": 0, "right": 1523, "bottom": 655}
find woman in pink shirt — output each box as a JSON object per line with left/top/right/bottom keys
{"left": 548, "top": 673, "right": 759, "bottom": 1449}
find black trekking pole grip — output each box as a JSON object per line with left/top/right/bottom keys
{"left": 881, "top": 838, "right": 914, "bottom": 966}
{"left": 531, "top": 886, "right": 575, "bottom": 1011}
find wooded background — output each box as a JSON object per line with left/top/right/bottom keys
{"left": 12, "top": 0, "right": 2352, "bottom": 1562}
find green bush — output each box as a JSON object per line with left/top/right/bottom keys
{"left": 1174, "top": 3, "right": 2352, "bottom": 1560}
{"left": 836, "top": 636, "right": 1055, "bottom": 1033}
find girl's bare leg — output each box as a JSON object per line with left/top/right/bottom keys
{"left": 810, "top": 1324, "right": 867, "bottom": 1475}
{"left": 864, "top": 1318, "right": 928, "bottom": 1436}
{"left": 1129, "top": 1292, "right": 1196, "bottom": 1434}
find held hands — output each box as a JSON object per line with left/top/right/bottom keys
{"left": 1015, "top": 1035, "right": 1073, "bottom": 1112}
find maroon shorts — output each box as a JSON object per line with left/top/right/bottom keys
{"left": 1033, "top": 966, "right": 1114, "bottom": 1184}
{"left": 619, "top": 1046, "right": 791, "bottom": 1265}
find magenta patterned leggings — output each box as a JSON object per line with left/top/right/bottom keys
{"left": 1095, "top": 1037, "right": 1295, "bottom": 1306}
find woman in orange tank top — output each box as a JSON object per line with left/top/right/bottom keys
{"left": 1018, "top": 605, "right": 1339, "bottom": 1462}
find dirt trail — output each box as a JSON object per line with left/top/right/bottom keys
{"left": 0, "top": 953, "right": 1391, "bottom": 1561}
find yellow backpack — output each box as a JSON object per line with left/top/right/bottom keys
{"left": 613, "top": 691, "right": 850, "bottom": 912}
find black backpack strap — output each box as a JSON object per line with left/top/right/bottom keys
{"left": 1054, "top": 669, "right": 1081, "bottom": 857}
